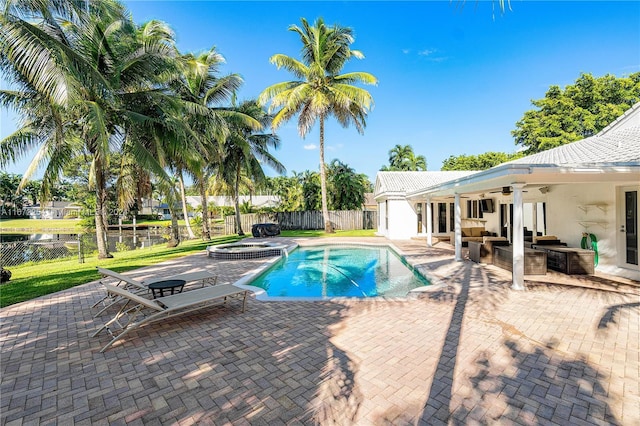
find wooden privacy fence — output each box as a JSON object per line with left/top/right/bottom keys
{"left": 224, "top": 210, "right": 377, "bottom": 234}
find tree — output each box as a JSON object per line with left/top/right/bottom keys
{"left": 267, "top": 176, "right": 303, "bottom": 212}
{"left": 166, "top": 48, "right": 244, "bottom": 240}
{"left": 380, "top": 144, "right": 427, "bottom": 171}
{"left": 327, "top": 159, "right": 367, "bottom": 210}
{"left": 300, "top": 170, "right": 322, "bottom": 211}
{"left": 217, "top": 100, "right": 284, "bottom": 236}
{"left": 441, "top": 151, "right": 522, "bottom": 171}
{"left": 512, "top": 72, "right": 640, "bottom": 154}
{"left": 1, "top": 0, "right": 178, "bottom": 257}
{"left": 259, "top": 17, "right": 377, "bottom": 233}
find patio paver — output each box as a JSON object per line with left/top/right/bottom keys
{"left": 1, "top": 237, "right": 638, "bottom": 425}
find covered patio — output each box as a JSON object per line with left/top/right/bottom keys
{"left": 405, "top": 105, "right": 640, "bottom": 288}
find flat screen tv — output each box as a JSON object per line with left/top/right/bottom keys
{"left": 480, "top": 199, "right": 494, "bottom": 213}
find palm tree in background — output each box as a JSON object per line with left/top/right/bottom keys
{"left": 217, "top": 99, "right": 285, "bottom": 235}
{"left": 259, "top": 17, "right": 377, "bottom": 232}
{"left": 1, "top": 0, "right": 178, "bottom": 257}
{"left": 381, "top": 144, "right": 427, "bottom": 171}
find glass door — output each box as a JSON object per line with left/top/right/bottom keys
{"left": 620, "top": 188, "right": 639, "bottom": 267}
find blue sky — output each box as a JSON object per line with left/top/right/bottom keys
{"left": 1, "top": 1, "right": 639, "bottom": 183}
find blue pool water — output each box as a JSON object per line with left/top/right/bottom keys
{"left": 248, "top": 245, "right": 430, "bottom": 298}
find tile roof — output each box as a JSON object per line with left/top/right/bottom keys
{"left": 508, "top": 125, "right": 640, "bottom": 166}
{"left": 375, "top": 171, "right": 477, "bottom": 196}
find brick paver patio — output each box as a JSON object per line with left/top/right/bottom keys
{"left": 1, "top": 238, "right": 638, "bottom": 425}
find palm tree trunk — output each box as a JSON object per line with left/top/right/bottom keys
{"left": 177, "top": 168, "right": 196, "bottom": 239}
{"left": 94, "top": 158, "right": 113, "bottom": 258}
{"left": 198, "top": 179, "right": 211, "bottom": 240}
{"left": 234, "top": 164, "right": 245, "bottom": 236}
{"left": 167, "top": 196, "right": 181, "bottom": 247}
{"left": 319, "top": 116, "right": 334, "bottom": 233}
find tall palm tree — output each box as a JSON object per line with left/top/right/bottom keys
{"left": 218, "top": 100, "right": 285, "bottom": 236}
{"left": 168, "top": 49, "right": 257, "bottom": 240}
{"left": 259, "top": 17, "right": 377, "bottom": 233}
{"left": 1, "top": 0, "right": 178, "bottom": 257}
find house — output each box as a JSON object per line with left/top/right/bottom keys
{"left": 24, "top": 201, "right": 82, "bottom": 219}
{"left": 185, "top": 195, "right": 281, "bottom": 211}
{"left": 375, "top": 171, "right": 478, "bottom": 240}
{"left": 374, "top": 103, "right": 640, "bottom": 284}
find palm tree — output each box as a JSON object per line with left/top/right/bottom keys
{"left": 382, "top": 144, "right": 427, "bottom": 171}
{"left": 259, "top": 17, "right": 377, "bottom": 233}
{"left": 217, "top": 100, "right": 285, "bottom": 236}
{"left": 168, "top": 49, "right": 258, "bottom": 240}
{"left": 1, "top": 0, "right": 178, "bottom": 258}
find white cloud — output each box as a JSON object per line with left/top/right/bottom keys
{"left": 418, "top": 49, "right": 436, "bottom": 56}
{"left": 303, "top": 144, "right": 317, "bottom": 150}
{"left": 402, "top": 48, "right": 411, "bottom": 54}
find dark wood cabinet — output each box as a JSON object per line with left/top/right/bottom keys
{"left": 532, "top": 246, "right": 595, "bottom": 275}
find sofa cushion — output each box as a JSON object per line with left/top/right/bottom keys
{"left": 483, "top": 236, "right": 507, "bottom": 243}
{"left": 533, "top": 235, "right": 558, "bottom": 243}
{"left": 470, "top": 227, "right": 484, "bottom": 237}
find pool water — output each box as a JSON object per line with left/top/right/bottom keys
{"left": 248, "top": 245, "right": 430, "bottom": 298}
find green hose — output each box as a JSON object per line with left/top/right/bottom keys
{"left": 581, "top": 232, "right": 598, "bottom": 266}
{"left": 589, "top": 233, "right": 599, "bottom": 267}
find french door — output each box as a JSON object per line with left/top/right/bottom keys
{"left": 619, "top": 187, "right": 639, "bottom": 269}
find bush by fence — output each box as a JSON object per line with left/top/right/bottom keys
{"left": 224, "top": 210, "right": 377, "bottom": 235}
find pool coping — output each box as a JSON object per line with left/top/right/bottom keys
{"left": 232, "top": 239, "right": 447, "bottom": 301}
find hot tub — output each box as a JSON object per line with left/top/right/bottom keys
{"left": 207, "top": 241, "right": 290, "bottom": 260}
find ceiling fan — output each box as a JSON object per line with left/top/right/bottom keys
{"left": 489, "top": 186, "right": 528, "bottom": 196}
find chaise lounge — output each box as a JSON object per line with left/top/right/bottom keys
{"left": 93, "top": 267, "right": 217, "bottom": 316}
{"left": 93, "top": 283, "right": 249, "bottom": 352}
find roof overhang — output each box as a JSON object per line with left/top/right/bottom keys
{"left": 406, "top": 162, "right": 640, "bottom": 200}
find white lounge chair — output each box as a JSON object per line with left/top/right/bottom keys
{"left": 93, "top": 267, "right": 217, "bottom": 316}
{"left": 93, "top": 283, "right": 249, "bottom": 352}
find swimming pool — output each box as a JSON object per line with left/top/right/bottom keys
{"left": 246, "top": 245, "right": 430, "bottom": 299}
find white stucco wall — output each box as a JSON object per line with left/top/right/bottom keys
{"left": 385, "top": 198, "right": 418, "bottom": 240}
{"left": 544, "top": 183, "right": 639, "bottom": 281}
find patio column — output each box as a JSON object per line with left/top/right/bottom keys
{"left": 511, "top": 183, "right": 526, "bottom": 290}
{"left": 426, "top": 198, "right": 433, "bottom": 247}
{"left": 454, "top": 193, "right": 462, "bottom": 261}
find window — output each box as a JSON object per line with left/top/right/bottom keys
{"left": 449, "top": 203, "right": 454, "bottom": 232}
{"left": 385, "top": 201, "right": 389, "bottom": 230}
{"left": 416, "top": 203, "right": 423, "bottom": 233}
{"left": 438, "top": 203, "right": 447, "bottom": 233}
{"left": 466, "top": 200, "right": 484, "bottom": 219}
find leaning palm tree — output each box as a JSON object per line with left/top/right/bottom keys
{"left": 217, "top": 100, "right": 285, "bottom": 236}
{"left": 1, "top": 0, "right": 178, "bottom": 257}
{"left": 259, "top": 17, "right": 377, "bottom": 233}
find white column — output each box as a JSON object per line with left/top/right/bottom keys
{"left": 454, "top": 194, "right": 462, "bottom": 261}
{"left": 426, "top": 198, "right": 433, "bottom": 247}
{"left": 511, "top": 184, "right": 526, "bottom": 290}
{"left": 532, "top": 202, "right": 538, "bottom": 237}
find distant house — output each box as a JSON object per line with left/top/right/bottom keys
{"left": 375, "top": 102, "right": 640, "bottom": 284}
{"left": 185, "top": 195, "right": 281, "bottom": 211}
{"left": 363, "top": 193, "right": 377, "bottom": 211}
{"left": 24, "top": 201, "right": 82, "bottom": 220}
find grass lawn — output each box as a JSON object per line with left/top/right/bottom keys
{"left": 0, "top": 235, "right": 243, "bottom": 307}
{"left": 0, "top": 218, "right": 85, "bottom": 231}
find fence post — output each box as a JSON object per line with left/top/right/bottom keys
{"left": 78, "top": 234, "right": 84, "bottom": 264}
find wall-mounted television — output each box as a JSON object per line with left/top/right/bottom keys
{"left": 480, "top": 198, "right": 495, "bottom": 213}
